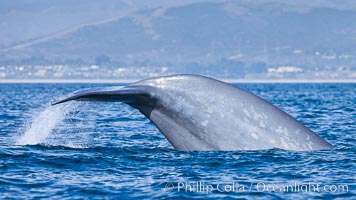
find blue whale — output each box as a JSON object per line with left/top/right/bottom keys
{"left": 53, "top": 74, "right": 332, "bottom": 151}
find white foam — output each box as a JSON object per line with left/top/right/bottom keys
{"left": 16, "top": 102, "right": 75, "bottom": 145}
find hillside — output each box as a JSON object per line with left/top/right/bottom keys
{"left": 1, "top": 0, "right": 355, "bottom": 79}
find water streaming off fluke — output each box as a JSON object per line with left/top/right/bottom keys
{"left": 16, "top": 102, "right": 76, "bottom": 145}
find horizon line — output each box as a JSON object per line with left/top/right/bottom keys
{"left": 0, "top": 78, "right": 355, "bottom": 84}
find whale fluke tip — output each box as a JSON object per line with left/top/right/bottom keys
{"left": 51, "top": 86, "right": 149, "bottom": 106}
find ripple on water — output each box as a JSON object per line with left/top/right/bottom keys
{"left": 0, "top": 83, "right": 354, "bottom": 199}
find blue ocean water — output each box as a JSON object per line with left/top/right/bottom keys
{"left": 0, "top": 83, "right": 354, "bottom": 199}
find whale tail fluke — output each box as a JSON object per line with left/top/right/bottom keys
{"left": 51, "top": 86, "right": 148, "bottom": 106}
{"left": 50, "top": 75, "right": 332, "bottom": 151}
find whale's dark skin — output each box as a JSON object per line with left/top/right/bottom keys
{"left": 53, "top": 74, "right": 332, "bottom": 151}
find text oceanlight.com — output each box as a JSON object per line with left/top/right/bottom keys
{"left": 164, "top": 181, "right": 349, "bottom": 194}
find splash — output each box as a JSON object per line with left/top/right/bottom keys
{"left": 16, "top": 102, "right": 76, "bottom": 145}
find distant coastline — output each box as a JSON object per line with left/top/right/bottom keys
{"left": 1, "top": 79, "right": 355, "bottom": 84}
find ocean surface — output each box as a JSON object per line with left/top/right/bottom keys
{"left": 0, "top": 83, "right": 354, "bottom": 199}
